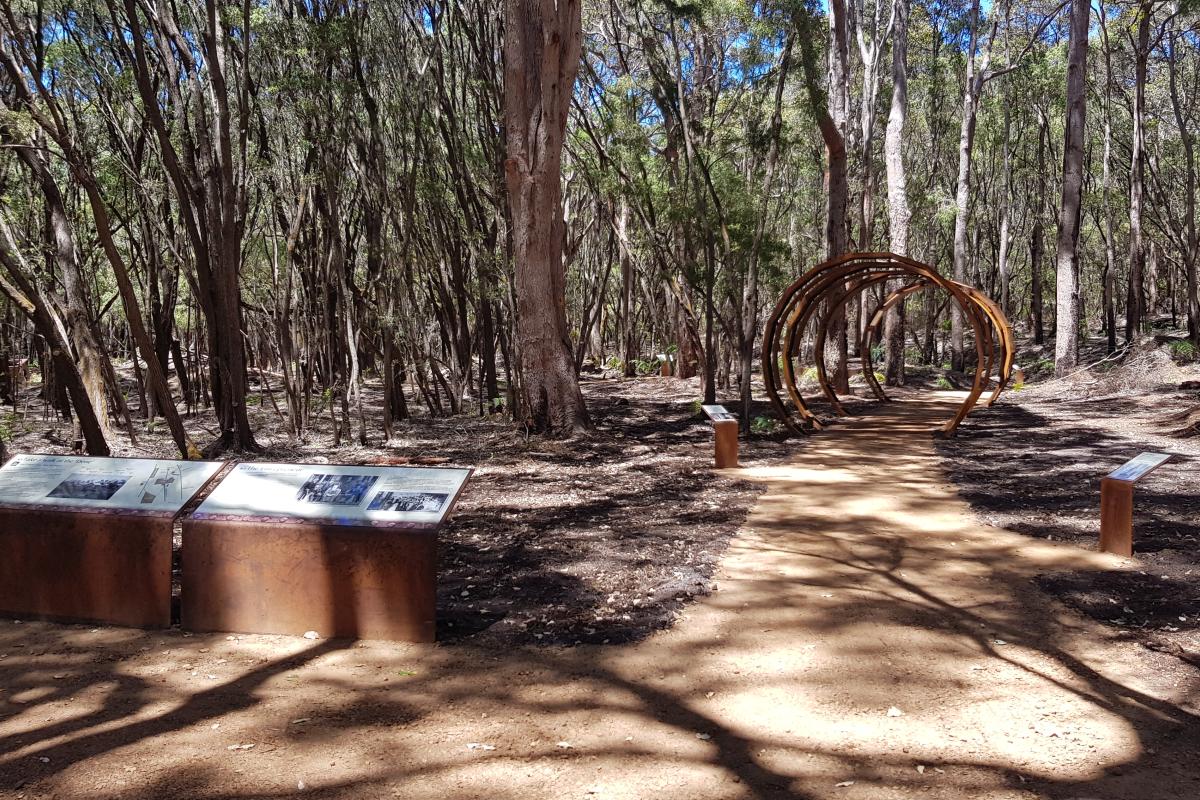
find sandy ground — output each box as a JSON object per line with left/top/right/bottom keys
{"left": 2, "top": 397, "right": 1199, "bottom": 799}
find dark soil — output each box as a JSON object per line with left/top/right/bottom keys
{"left": 422, "top": 379, "right": 792, "bottom": 646}
{"left": 6, "top": 373, "right": 792, "bottom": 649}
{"left": 936, "top": 388, "right": 1200, "bottom": 665}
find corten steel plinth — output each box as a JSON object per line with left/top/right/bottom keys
{"left": 182, "top": 518, "right": 438, "bottom": 642}
{"left": 1098, "top": 478, "right": 1135, "bottom": 557}
{"left": 181, "top": 462, "right": 472, "bottom": 643}
{"left": 0, "top": 508, "right": 172, "bottom": 627}
{"left": 1097, "top": 452, "right": 1172, "bottom": 557}
{"left": 761, "top": 252, "right": 1015, "bottom": 436}
{"left": 0, "top": 454, "right": 224, "bottom": 628}
{"left": 713, "top": 420, "right": 739, "bottom": 468}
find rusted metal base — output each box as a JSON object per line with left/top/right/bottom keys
{"left": 181, "top": 518, "right": 437, "bottom": 642}
{"left": 1099, "top": 477, "right": 1134, "bottom": 557}
{"left": 0, "top": 508, "right": 172, "bottom": 627}
{"left": 714, "top": 419, "right": 739, "bottom": 468}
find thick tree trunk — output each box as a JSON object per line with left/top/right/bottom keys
{"left": 825, "top": 0, "right": 851, "bottom": 393}
{"left": 883, "top": 0, "right": 910, "bottom": 387}
{"left": 1053, "top": 0, "right": 1088, "bottom": 375}
{"left": 502, "top": 0, "right": 589, "bottom": 436}
{"left": 797, "top": 1, "right": 850, "bottom": 393}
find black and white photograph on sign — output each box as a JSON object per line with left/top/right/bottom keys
{"left": 47, "top": 474, "right": 128, "bottom": 501}
{"left": 296, "top": 473, "right": 379, "bottom": 506}
{"left": 138, "top": 465, "right": 183, "bottom": 505}
{"left": 366, "top": 491, "right": 449, "bottom": 513}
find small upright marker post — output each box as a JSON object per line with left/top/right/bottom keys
{"left": 702, "top": 404, "right": 739, "bottom": 468}
{"left": 1099, "top": 452, "right": 1171, "bottom": 557}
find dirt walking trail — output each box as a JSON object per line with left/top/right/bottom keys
{"left": 2, "top": 399, "right": 1199, "bottom": 800}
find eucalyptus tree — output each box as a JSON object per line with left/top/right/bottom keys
{"left": 1052, "top": 0, "right": 1089, "bottom": 374}
{"left": 504, "top": 0, "right": 591, "bottom": 434}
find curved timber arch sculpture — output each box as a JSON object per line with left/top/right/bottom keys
{"left": 762, "top": 252, "right": 1015, "bottom": 436}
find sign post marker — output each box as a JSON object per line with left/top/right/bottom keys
{"left": 1099, "top": 452, "right": 1171, "bottom": 557}
{"left": 702, "top": 405, "right": 739, "bottom": 468}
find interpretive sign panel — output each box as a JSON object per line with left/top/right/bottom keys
{"left": 182, "top": 463, "right": 471, "bottom": 641}
{"left": 0, "top": 454, "right": 223, "bottom": 517}
{"left": 191, "top": 462, "right": 471, "bottom": 528}
{"left": 1107, "top": 452, "right": 1171, "bottom": 483}
{"left": 702, "top": 404, "right": 736, "bottom": 422}
{"left": 0, "top": 454, "right": 223, "bottom": 628}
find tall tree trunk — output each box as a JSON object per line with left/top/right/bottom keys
{"left": 1126, "top": 4, "right": 1150, "bottom": 342}
{"left": 883, "top": 0, "right": 909, "bottom": 386}
{"left": 740, "top": 33, "right": 792, "bottom": 433}
{"left": 826, "top": 0, "right": 851, "bottom": 393}
{"left": 1167, "top": 26, "right": 1200, "bottom": 345}
{"left": 797, "top": 1, "right": 850, "bottom": 393}
{"left": 503, "top": 0, "right": 590, "bottom": 435}
{"left": 0, "top": 227, "right": 109, "bottom": 456}
{"left": 1054, "top": 0, "right": 1088, "bottom": 375}
{"left": 1031, "top": 222, "right": 1045, "bottom": 346}
{"left": 1, "top": 132, "right": 112, "bottom": 439}
{"left": 1101, "top": 112, "right": 1119, "bottom": 353}
{"left": 950, "top": 0, "right": 986, "bottom": 372}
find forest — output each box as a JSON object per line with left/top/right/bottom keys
{"left": 4, "top": 2, "right": 1200, "bottom": 797}
{"left": 0, "top": 0, "right": 1194, "bottom": 456}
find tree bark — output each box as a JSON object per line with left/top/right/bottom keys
{"left": 950, "top": 0, "right": 988, "bottom": 372}
{"left": 0, "top": 225, "right": 109, "bottom": 456}
{"left": 740, "top": 33, "right": 793, "bottom": 433}
{"left": 503, "top": 0, "right": 590, "bottom": 435}
{"left": 1053, "top": 0, "right": 1089, "bottom": 375}
{"left": 883, "top": 0, "right": 910, "bottom": 386}
{"left": 797, "top": 1, "right": 851, "bottom": 392}
{"left": 1126, "top": 3, "right": 1151, "bottom": 342}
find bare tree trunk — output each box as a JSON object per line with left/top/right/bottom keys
{"left": 503, "top": 0, "right": 589, "bottom": 435}
{"left": 883, "top": 0, "right": 909, "bottom": 386}
{"left": 1167, "top": 26, "right": 1200, "bottom": 344}
{"left": 1101, "top": 113, "right": 1119, "bottom": 353}
{"left": 950, "top": 0, "right": 988, "bottom": 372}
{"left": 1054, "top": 0, "right": 1088, "bottom": 375}
{"left": 1031, "top": 222, "right": 1045, "bottom": 346}
{"left": 0, "top": 227, "right": 109, "bottom": 456}
{"left": 797, "top": 1, "right": 851, "bottom": 393}
{"left": 0, "top": 129, "right": 112, "bottom": 439}
{"left": 740, "top": 33, "right": 792, "bottom": 433}
{"left": 826, "top": 0, "right": 851, "bottom": 393}
{"left": 1126, "top": 4, "right": 1150, "bottom": 342}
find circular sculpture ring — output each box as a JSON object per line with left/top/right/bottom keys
{"left": 761, "top": 252, "right": 1015, "bottom": 436}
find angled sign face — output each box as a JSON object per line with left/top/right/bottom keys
{"left": 191, "top": 462, "right": 471, "bottom": 529}
{"left": 1107, "top": 452, "right": 1171, "bottom": 483}
{"left": 702, "top": 404, "right": 736, "bottom": 422}
{"left": 0, "top": 454, "right": 222, "bottom": 517}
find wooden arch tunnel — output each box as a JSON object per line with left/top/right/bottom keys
{"left": 761, "top": 252, "right": 1015, "bottom": 436}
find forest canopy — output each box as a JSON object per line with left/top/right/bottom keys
{"left": 0, "top": 0, "right": 1194, "bottom": 456}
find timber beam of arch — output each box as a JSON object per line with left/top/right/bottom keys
{"left": 761, "top": 252, "right": 1016, "bottom": 437}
